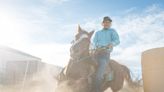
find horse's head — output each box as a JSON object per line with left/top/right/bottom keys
{"left": 70, "top": 25, "right": 94, "bottom": 58}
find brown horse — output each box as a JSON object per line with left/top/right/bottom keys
{"left": 56, "top": 25, "right": 138, "bottom": 92}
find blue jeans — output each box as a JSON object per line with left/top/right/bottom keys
{"left": 94, "top": 50, "right": 110, "bottom": 92}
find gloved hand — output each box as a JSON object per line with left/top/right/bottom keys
{"left": 108, "top": 44, "right": 113, "bottom": 49}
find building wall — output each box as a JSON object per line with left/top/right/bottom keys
{"left": 0, "top": 60, "right": 45, "bottom": 85}
{"left": 0, "top": 46, "right": 44, "bottom": 85}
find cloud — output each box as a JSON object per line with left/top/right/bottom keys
{"left": 124, "top": 7, "right": 137, "bottom": 14}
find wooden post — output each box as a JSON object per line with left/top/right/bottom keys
{"left": 142, "top": 47, "right": 164, "bottom": 92}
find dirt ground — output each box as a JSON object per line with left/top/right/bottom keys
{"left": 0, "top": 66, "right": 143, "bottom": 92}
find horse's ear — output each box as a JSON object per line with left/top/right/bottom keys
{"left": 88, "top": 30, "right": 94, "bottom": 38}
{"left": 77, "top": 24, "right": 82, "bottom": 33}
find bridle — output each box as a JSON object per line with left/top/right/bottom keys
{"left": 70, "top": 33, "right": 91, "bottom": 62}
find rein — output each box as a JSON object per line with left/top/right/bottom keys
{"left": 70, "top": 47, "right": 90, "bottom": 62}
{"left": 70, "top": 41, "right": 110, "bottom": 63}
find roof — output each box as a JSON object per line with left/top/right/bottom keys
{"left": 0, "top": 46, "right": 41, "bottom": 62}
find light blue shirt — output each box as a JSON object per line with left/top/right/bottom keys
{"left": 91, "top": 28, "right": 120, "bottom": 52}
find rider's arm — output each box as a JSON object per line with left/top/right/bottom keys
{"left": 111, "top": 29, "right": 120, "bottom": 47}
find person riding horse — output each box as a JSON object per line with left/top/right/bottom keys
{"left": 56, "top": 24, "right": 140, "bottom": 92}
{"left": 91, "top": 16, "right": 120, "bottom": 92}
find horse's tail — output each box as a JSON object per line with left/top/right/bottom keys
{"left": 121, "top": 65, "right": 135, "bottom": 87}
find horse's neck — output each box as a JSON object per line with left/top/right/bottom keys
{"left": 71, "top": 51, "right": 90, "bottom": 61}
{"left": 81, "top": 48, "right": 90, "bottom": 56}
{"left": 81, "top": 51, "right": 90, "bottom": 57}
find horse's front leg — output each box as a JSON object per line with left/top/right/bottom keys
{"left": 111, "top": 88, "right": 119, "bottom": 92}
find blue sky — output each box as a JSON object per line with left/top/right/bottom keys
{"left": 0, "top": 0, "right": 164, "bottom": 78}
